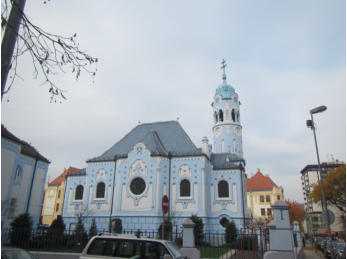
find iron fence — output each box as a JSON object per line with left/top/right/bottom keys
{"left": 1, "top": 227, "right": 268, "bottom": 259}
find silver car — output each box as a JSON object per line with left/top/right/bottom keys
{"left": 80, "top": 234, "right": 186, "bottom": 259}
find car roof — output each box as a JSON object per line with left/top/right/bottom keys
{"left": 91, "top": 234, "right": 169, "bottom": 243}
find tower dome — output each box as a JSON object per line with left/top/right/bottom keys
{"left": 215, "top": 82, "right": 235, "bottom": 100}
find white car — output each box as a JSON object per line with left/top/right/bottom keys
{"left": 79, "top": 234, "right": 187, "bottom": 259}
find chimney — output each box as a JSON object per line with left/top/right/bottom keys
{"left": 201, "top": 136, "right": 210, "bottom": 157}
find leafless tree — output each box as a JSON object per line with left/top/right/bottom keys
{"left": 1, "top": 0, "right": 98, "bottom": 102}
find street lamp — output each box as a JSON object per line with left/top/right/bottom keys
{"left": 306, "top": 105, "right": 332, "bottom": 242}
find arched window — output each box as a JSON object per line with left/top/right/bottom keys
{"left": 214, "top": 111, "right": 218, "bottom": 123}
{"left": 96, "top": 182, "right": 105, "bottom": 198}
{"left": 231, "top": 109, "right": 235, "bottom": 122}
{"left": 237, "top": 111, "right": 240, "bottom": 122}
{"left": 180, "top": 179, "right": 190, "bottom": 197}
{"left": 219, "top": 109, "right": 224, "bottom": 122}
{"left": 218, "top": 180, "right": 229, "bottom": 198}
{"left": 75, "top": 185, "right": 84, "bottom": 200}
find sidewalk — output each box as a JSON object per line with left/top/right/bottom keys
{"left": 302, "top": 239, "right": 325, "bottom": 259}
{"left": 302, "top": 248, "right": 325, "bottom": 259}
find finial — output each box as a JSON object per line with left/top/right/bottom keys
{"left": 221, "top": 59, "right": 227, "bottom": 83}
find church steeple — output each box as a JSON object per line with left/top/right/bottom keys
{"left": 212, "top": 60, "right": 243, "bottom": 158}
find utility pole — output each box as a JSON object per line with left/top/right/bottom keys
{"left": 1, "top": 0, "right": 26, "bottom": 100}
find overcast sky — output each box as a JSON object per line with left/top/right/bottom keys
{"left": 1, "top": 0, "right": 345, "bottom": 203}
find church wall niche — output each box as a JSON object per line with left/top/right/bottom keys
{"left": 85, "top": 164, "right": 115, "bottom": 216}
{"left": 209, "top": 170, "right": 240, "bottom": 215}
{"left": 170, "top": 158, "right": 205, "bottom": 215}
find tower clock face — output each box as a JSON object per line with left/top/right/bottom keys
{"left": 234, "top": 126, "right": 241, "bottom": 137}
{"left": 214, "top": 126, "right": 222, "bottom": 138}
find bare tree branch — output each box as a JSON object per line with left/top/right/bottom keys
{"left": 2, "top": 0, "right": 98, "bottom": 102}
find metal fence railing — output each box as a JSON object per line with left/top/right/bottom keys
{"left": 2, "top": 227, "right": 268, "bottom": 259}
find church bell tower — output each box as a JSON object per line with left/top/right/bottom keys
{"left": 212, "top": 60, "right": 243, "bottom": 158}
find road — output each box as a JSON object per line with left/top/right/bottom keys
{"left": 31, "top": 251, "right": 81, "bottom": 259}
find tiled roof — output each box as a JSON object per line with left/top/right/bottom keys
{"left": 49, "top": 167, "right": 81, "bottom": 185}
{"left": 87, "top": 121, "right": 202, "bottom": 162}
{"left": 1, "top": 124, "right": 50, "bottom": 163}
{"left": 66, "top": 168, "right": 87, "bottom": 178}
{"left": 246, "top": 170, "right": 277, "bottom": 191}
{"left": 210, "top": 153, "right": 245, "bottom": 170}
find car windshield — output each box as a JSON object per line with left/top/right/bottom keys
{"left": 165, "top": 241, "right": 184, "bottom": 259}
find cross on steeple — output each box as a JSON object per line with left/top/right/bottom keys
{"left": 221, "top": 59, "right": 227, "bottom": 82}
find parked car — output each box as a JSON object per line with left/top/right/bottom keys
{"left": 1, "top": 247, "right": 37, "bottom": 259}
{"left": 332, "top": 242, "right": 346, "bottom": 259}
{"left": 323, "top": 240, "right": 335, "bottom": 258}
{"left": 314, "top": 237, "right": 328, "bottom": 250}
{"left": 80, "top": 234, "right": 186, "bottom": 259}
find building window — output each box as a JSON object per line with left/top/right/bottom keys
{"left": 14, "top": 166, "right": 21, "bottom": 181}
{"left": 75, "top": 185, "right": 84, "bottom": 200}
{"left": 219, "top": 109, "right": 224, "bottom": 122}
{"left": 267, "top": 208, "right": 272, "bottom": 216}
{"left": 58, "top": 190, "right": 61, "bottom": 198}
{"left": 218, "top": 180, "right": 229, "bottom": 198}
{"left": 130, "top": 177, "right": 146, "bottom": 195}
{"left": 180, "top": 179, "right": 191, "bottom": 197}
{"left": 260, "top": 195, "right": 264, "bottom": 203}
{"left": 96, "top": 182, "right": 106, "bottom": 198}
{"left": 231, "top": 109, "right": 235, "bottom": 122}
{"left": 261, "top": 208, "right": 265, "bottom": 216}
{"left": 277, "top": 195, "right": 281, "bottom": 200}
{"left": 55, "top": 203, "right": 59, "bottom": 212}
{"left": 214, "top": 111, "right": 218, "bottom": 123}
{"left": 266, "top": 195, "right": 271, "bottom": 202}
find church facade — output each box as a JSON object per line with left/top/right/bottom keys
{"left": 62, "top": 61, "right": 248, "bottom": 233}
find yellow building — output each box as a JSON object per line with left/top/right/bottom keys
{"left": 246, "top": 169, "right": 284, "bottom": 223}
{"left": 41, "top": 167, "right": 80, "bottom": 226}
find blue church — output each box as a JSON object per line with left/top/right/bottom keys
{"left": 62, "top": 61, "right": 248, "bottom": 233}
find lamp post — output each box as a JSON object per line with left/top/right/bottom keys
{"left": 306, "top": 105, "right": 332, "bottom": 242}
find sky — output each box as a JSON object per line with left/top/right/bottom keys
{"left": 1, "top": 0, "right": 345, "bottom": 203}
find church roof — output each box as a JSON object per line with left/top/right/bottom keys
{"left": 1, "top": 124, "right": 50, "bottom": 163}
{"left": 49, "top": 167, "right": 81, "bottom": 185}
{"left": 87, "top": 121, "right": 202, "bottom": 162}
{"left": 246, "top": 170, "right": 278, "bottom": 191}
{"left": 210, "top": 153, "right": 244, "bottom": 170}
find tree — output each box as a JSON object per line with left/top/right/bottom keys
{"left": 88, "top": 218, "right": 97, "bottom": 239}
{"left": 224, "top": 220, "right": 237, "bottom": 244}
{"left": 50, "top": 215, "right": 65, "bottom": 235}
{"left": 109, "top": 218, "right": 122, "bottom": 234}
{"left": 190, "top": 214, "right": 204, "bottom": 246}
{"left": 1, "top": 0, "right": 98, "bottom": 102}
{"left": 74, "top": 214, "right": 87, "bottom": 248}
{"left": 286, "top": 200, "right": 306, "bottom": 230}
{"left": 158, "top": 219, "right": 173, "bottom": 240}
{"left": 9, "top": 213, "right": 32, "bottom": 247}
{"left": 310, "top": 165, "right": 346, "bottom": 214}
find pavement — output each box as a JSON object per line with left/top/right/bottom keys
{"left": 302, "top": 239, "right": 326, "bottom": 259}
{"left": 302, "top": 248, "right": 326, "bottom": 259}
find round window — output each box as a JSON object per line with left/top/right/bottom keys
{"left": 130, "top": 177, "right": 146, "bottom": 195}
